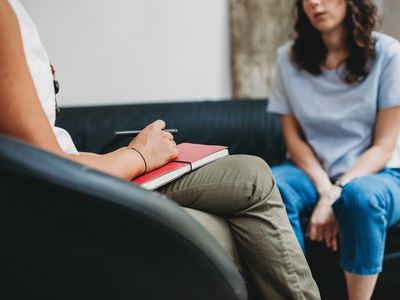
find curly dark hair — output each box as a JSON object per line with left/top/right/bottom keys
{"left": 291, "top": 0, "right": 378, "bottom": 84}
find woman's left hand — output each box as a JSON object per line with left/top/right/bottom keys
{"left": 306, "top": 186, "right": 342, "bottom": 251}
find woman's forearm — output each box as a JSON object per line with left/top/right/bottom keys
{"left": 288, "top": 139, "right": 332, "bottom": 195}
{"left": 282, "top": 115, "right": 332, "bottom": 195}
{"left": 66, "top": 147, "right": 145, "bottom": 180}
{"left": 341, "top": 107, "right": 400, "bottom": 182}
{"left": 340, "top": 145, "right": 394, "bottom": 182}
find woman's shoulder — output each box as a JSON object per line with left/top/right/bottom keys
{"left": 373, "top": 32, "right": 400, "bottom": 62}
{"left": 277, "top": 40, "right": 293, "bottom": 57}
{"left": 276, "top": 40, "right": 295, "bottom": 67}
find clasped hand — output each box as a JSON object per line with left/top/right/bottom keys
{"left": 306, "top": 185, "right": 342, "bottom": 251}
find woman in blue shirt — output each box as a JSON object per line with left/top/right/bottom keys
{"left": 268, "top": 0, "right": 400, "bottom": 299}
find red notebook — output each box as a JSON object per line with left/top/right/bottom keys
{"left": 132, "top": 143, "right": 229, "bottom": 190}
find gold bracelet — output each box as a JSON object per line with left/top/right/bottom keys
{"left": 127, "top": 146, "right": 148, "bottom": 174}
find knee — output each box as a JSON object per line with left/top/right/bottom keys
{"left": 232, "top": 155, "right": 274, "bottom": 192}
{"left": 245, "top": 155, "right": 275, "bottom": 192}
{"left": 221, "top": 155, "right": 290, "bottom": 216}
{"left": 337, "top": 178, "right": 383, "bottom": 217}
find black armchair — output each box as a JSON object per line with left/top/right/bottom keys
{"left": 0, "top": 134, "right": 247, "bottom": 300}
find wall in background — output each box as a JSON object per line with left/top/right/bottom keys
{"left": 21, "top": 0, "right": 231, "bottom": 106}
{"left": 20, "top": 0, "right": 400, "bottom": 107}
{"left": 382, "top": 0, "right": 400, "bottom": 41}
{"left": 230, "top": 0, "right": 295, "bottom": 99}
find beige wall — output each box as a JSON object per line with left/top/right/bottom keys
{"left": 383, "top": 0, "right": 400, "bottom": 40}
{"left": 22, "top": 0, "right": 232, "bottom": 106}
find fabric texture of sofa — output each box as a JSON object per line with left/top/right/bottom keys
{"left": 56, "top": 99, "right": 400, "bottom": 300}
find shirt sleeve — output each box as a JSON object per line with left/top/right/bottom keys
{"left": 378, "top": 42, "right": 400, "bottom": 109}
{"left": 267, "top": 60, "right": 292, "bottom": 115}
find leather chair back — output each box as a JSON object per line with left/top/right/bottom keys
{"left": 0, "top": 134, "right": 247, "bottom": 300}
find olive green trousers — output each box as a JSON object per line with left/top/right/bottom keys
{"left": 159, "top": 155, "right": 320, "bottom": 300}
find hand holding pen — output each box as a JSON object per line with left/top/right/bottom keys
{"left": 119, "top": 121, "right": 179, "bottom": 173}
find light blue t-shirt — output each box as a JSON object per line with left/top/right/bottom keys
{"left": 268, "top": 32, "right": 400, "bottom": 179}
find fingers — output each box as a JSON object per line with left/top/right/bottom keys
{"left": 308, "top": 222, "right": 317, "bottom": 240}
{"left": 307, "top": 215, "right": 323, "bottom": 241}
{"left": 322, "top": 222, "right": 339, "bottom": 251}
{"left": 163, "top": 132, "right": 176, "bottom": 149}
{"left": 171, "top": 145, "right": 179, "bottom": 159}
{"left": 151, "top": 119, "right": 166, "bottom": 130}
{"left": 326, "top": 229, "right": 338, "bottom": 251}
{"left": 162, "top": 129, "right": 177, "bottom": 151}
{"left": 148, "top": 121, "right": 175, "bottom": 142}
{"left": 143, "top": 120, "right": 176, "bottom": 146}
{"left": 130, "top": 120, "right": 179, "bottom": 172}
{"left": 331, "top": 235, "right": 338, "bottom": 252}
{"left": 163, "top": 131, "right": 177, "bottom": 158}
{"left": 307, "top": 207, "right": 340, "bottom": 252}
{"left": 163, "top": 131, "right": 174, "bottom": 141}
{"left": 309, "top": 222, "right": 338, "bottom": 251}
{"left": 324, "top": 226, "right": 332, "bottom": 248}
{"left": 331, "top": 223, "right": 339, "bottom": 251}
{"left": 316, "top": 225, "right": 324, "bottom": 241}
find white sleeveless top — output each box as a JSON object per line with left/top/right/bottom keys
{"left": 8, "top": 0, "right": 79, "bottom": 154}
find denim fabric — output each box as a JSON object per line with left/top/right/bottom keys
{"left": 272, "top": 161, "right": 400, "bottom": 275}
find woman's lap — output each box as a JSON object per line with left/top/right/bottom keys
{"left": 272, "top": 162, "right": 400, "bottom": 275}
{"left": 332, "top": 168, "right": 400, "bottom": 274}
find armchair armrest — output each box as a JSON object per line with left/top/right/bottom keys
{"left": 0, "top": 134, "right": 247, "bottom": 300}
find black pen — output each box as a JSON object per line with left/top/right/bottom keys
{"left": 113, "top": 128, "right": 179, "bottom": 138}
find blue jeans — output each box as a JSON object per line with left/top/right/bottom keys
{"left": 272, "top": 161, "right": 400, "bottom": 275}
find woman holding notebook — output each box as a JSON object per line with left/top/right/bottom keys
{"left": 0, "top": 0, "right": 320, "bottom": 298}
{"left": 268, "top": 0, "right": 400, "bottom": 299}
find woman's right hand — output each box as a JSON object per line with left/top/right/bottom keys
{"left": 306, "top": 186, "right": 342, "bottom": 251}
{"left": 128, "top": 120, "right": 179, "bottom": 172}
